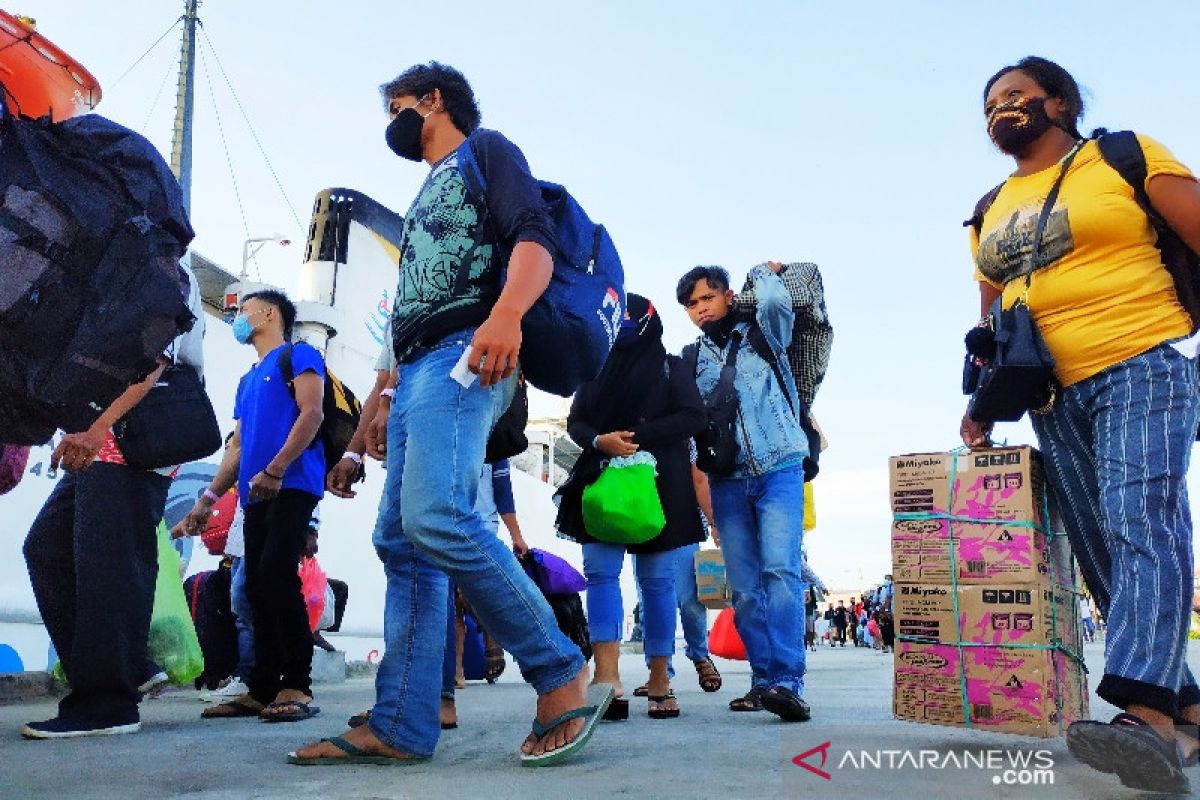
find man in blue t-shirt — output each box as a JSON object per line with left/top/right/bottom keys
{"left": 292, "top": 61, "right": 606, "bottom": 769}
{"left": 177, "top": 289, "right": 326, "bottom": 723}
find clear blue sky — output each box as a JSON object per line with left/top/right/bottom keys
{"left": 31, "top": 0, "right": 1200, "bottom": 591}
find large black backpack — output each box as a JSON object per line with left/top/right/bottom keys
{"left": 0, "top": 111, "right": 195, "bottom": 445}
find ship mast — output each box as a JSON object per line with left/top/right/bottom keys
{"left": 168, "top": 0, "right": 200, "bottom": 214}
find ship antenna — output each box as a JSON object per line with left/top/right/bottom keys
{"left": 169, "top": 0, "right": 201, "bottom": 214}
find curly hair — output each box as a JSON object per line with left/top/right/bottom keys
{"left": 380, "top": 61, "right": 481, "bottom": 135}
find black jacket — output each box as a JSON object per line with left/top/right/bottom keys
{"left": 555, "top": 355, "right": 706, "bottom": 554}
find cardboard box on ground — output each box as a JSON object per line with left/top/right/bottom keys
{"left": 887, "top": 446, "right": 1088, "bottom": 738}
{"left": 694, "top": 549, "right": 731, "bottom": 610}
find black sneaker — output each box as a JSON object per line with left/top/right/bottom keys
{"left": 1067, "top": 713, "right": 1190, "bottom": 794}
{"left": 761, "top": 687, "right": 812, "bottom": 722}
{"left": 22, "top": 716, "right": 140, "bottom": 739}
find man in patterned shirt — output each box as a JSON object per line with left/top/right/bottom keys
{"left": 292, "top": 62, "right": 607, "bottom": 769}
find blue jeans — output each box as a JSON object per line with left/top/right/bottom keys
{"left": 583, "top": 542, "right": 677, "bottom": 658}
{"left": 1031, "top": 343, "right": 1199, "bottom": 716}
{"left": 369, "top": 331, "right": 583, "bottom": 757}
{"left": 710, "top": 465, "right": 806, "bottom": 694}
{"left": 674, "top": 544, "right": 710, "bottom": 663}
{"left": 229, "top": 556, "right": 256, "bottom": 681}
{"left": 644, "top": 543, "right": 711, "bottom": 677}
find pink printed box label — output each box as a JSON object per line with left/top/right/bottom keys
{"left": 894, "top": 641, "right": 1088, "bottom": 737}
{"left": 889, "top": 447, "right": 1046, "bottom": 526}
{"left": 892, "top": 519, "right": 1059, "bottom": 585}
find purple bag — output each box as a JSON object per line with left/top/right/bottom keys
{"left": 0, "top": 444, "right": 31, "bottom": 495}
{"left": 522, "top": 547, "right": 586, "bottom": 596}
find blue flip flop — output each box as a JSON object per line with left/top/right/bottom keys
{"left": 287, "top": 735, "right": 428, "bottom": 766}
{"left": 520, "top": 683, "right": 615, "bottom": 768}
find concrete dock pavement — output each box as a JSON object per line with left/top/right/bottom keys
{"left": 0, "top": 639, "right": 1181, "bottom": 799}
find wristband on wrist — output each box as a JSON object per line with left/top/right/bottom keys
{"left": 379, "top": 388, "right": 395, "bottom": 400}
{"left": 592, "top": 435, "right": 601, "bottom": 449}
{"left": 202, "top": 488, "right": 221, "bottom": 505}
{"left": 342, "top": 451, "right": 363, "bottom": 465}
{"left": 263, "top": 469, "right": 284, "bottom": 480}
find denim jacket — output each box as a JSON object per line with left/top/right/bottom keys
{"left": 692, "top": 264, "right": 808, "bottom": 478}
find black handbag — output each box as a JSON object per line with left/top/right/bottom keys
{"left": 964, "top": 143, "right": 1083, "bottom": 424}
{"left": 966, "top": 297, "right": 1056, "bottom": 422}
{"left": 113, "top": 364, "right": 222, "bottom": 470}
{"left": 685, "top": 331, "right": 743, "bottom": 477}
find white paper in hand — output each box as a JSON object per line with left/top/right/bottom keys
{"left": 450, "top": 346, "right": 477, "bottom": 388}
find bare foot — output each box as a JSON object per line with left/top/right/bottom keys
{"left": 440, "top": 697, "right": 457, "bottom": 728}
{"left": 521, "top": 668, "right": 590, "bottom": 757}
{"left": 293, "top": 725, "right": 421, "bottom": 762}
{"left": 590, "top": 676, "right": 624, "bottom": 699}
{"left": 261, "top": 688, "right": 314, "bottom": 719}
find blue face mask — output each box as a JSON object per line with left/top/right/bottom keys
{"left": 232, "top": 314, "right": 255, "bottom": 344}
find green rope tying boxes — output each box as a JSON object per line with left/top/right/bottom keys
{"left": 888, "top": 446, "right": 1089, "bottom": 738}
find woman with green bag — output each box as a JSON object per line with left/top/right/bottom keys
{"left": 555, "top": 294, "right": 706, "bottom": 720}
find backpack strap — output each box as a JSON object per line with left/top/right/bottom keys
{"left": 682, "top": 342, "right": 699, "bottom": 376}
{"left": 1096, "top": 130, "right": 1160, "bottom": 223}
{"left": 746, "top": 326, "right": 822, "bottom": 481}
{"left": 684, "top": 332, "right": 742, "bottom": 376}
{"left": 746, "top": 326, "right": 795, "bottom": 415}
{"left": 964, "top": 183, "right": 1005, "bottom": 235}
{"left": 454, "top": 135, "right": 497, "bottom": 296}
{"left": 278, "top": 342, "right": 296, "bottom": 397}
{"left": 189, "top": 573, "right": 204, "bottom": 622}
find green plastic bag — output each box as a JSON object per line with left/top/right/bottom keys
{"left": 147, "top": 521, "right": 204, "bottom": 685}
{"left": 581, "top": 452, "right": 667, "bottom": 545}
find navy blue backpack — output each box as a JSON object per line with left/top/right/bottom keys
{"left": 457, "top": 133, "right": 625, "bottom": 397}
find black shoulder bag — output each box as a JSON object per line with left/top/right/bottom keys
{"left": 114, "top": 362, "right": 223, "bottom": 470}
{"left": 684, "top": 331, "right": 743, "bottom": 477}
{"left": 964, "top": 143, "right": 1083, "bottom": 424}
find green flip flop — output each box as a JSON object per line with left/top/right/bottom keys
{"left": 287, "top": 735, "right": 428, "bottom": 766}
{"left": 521, "top": 683, "right": 615, "bottom": 768}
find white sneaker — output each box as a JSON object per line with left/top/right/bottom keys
{"left": 137, "top": 671, "right": 169, "bottom": 696}
{"left": 198, "top": 677, "right": 249, "bottom": 703}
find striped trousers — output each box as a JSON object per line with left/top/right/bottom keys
{"left": 1031, "top": 342, "right": 1199, "bottom": 718}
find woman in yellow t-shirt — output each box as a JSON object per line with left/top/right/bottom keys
{"left": 959, "top": 56, "right": 1200, "bottom": 794}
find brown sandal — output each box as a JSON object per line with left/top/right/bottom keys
{"left": 694, "top": 657, "right": 722, "bottom": 692}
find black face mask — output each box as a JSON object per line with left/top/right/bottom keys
{"left": 385, "top": 107, "right": 427, "bottom": 161}
{"left": 988, "top": 96, "right": 1056, "bottom": 156}
{"left": 701, "top": 314, "right": 737, "bottom": 346}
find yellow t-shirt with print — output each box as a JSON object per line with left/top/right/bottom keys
{"left": 971, "top": 134, "right": 1195, "bottom": 387}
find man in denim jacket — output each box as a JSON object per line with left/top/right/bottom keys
{"left": 677, "top": 262, "right": 810, "bottom": 721}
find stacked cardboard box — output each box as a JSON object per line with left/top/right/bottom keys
{"left": 888, "top": 446, "right": 1087, "bottom": 738}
